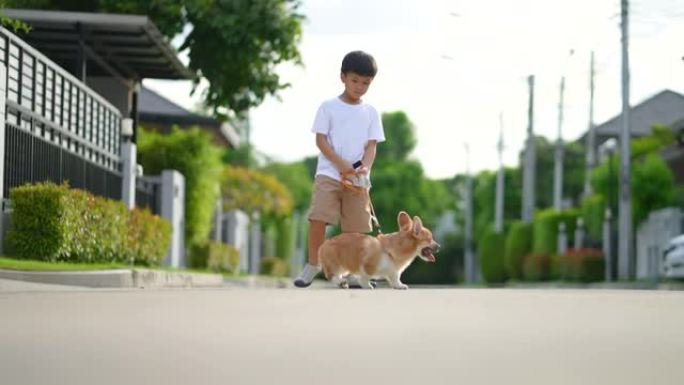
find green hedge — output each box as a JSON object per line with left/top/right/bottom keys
{"left": 504, "top": 221, "right": 533, "bottom": 280}
{"left": 7, "top": 183, "right": 171, "bottom": 265}
{"left": 558, "top": 248, "right": 604, "bottom": 282}
{"left": 189, "top": 241, "right": 240, "bottom": 273}
{"left": 478, "top": 227, "right": 507, "bottom": 284}
{"left": 532, "top": 208, "right": 580, "bottom": 255}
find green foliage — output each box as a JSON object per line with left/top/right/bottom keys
{"left": 632, "top": 153, "right": 675, "bottom": 224}
{"left": 403, "top": 232, "right": 463, "bottom": 284}
{"left": 591, "top": 126, "right": 677, "bottom": 225}
{"left": 223, "top": 143, "right": 258, "bottom": 168}
{"left": 504, "top": 221, "right": 533, "bottom": 280}
{"left": 519, "top": 136, "right": 586, "bottom": 208}
{"left": 558, "top": 248, "right": 604, "bottom": 282}
{"left": 274, "top": 216, "right": 294, "bottom": 261}
{"left": 7, "top": 183, "right": 170, "bottom": 265}
{"left": 183, "top": 0, "right": 303, "bottom": 116}
{"left": 260, "top": 256, "right": 289, "bottom": 277}
{"left": 260, "top": 161, "right": 312, "bottom": 213}
{"left": 8, "top": 0, "right": 304, "bottom": 115}
{"left": 376, "top": 111, "right": 417, "bottom": 161}
{"left": 631, "top": 124, "right": 675, "bottom": 158}
{"left": 138, "top": 126, "right": 223, "bottom": 247}
{"left": 371, "top": 112, "right": 454, "bottom": 231}
{"left": 220, "top": 165, "right": 293, "bottom": 217}
{"left": 127, "top": 208, "right": 172, "bottom": 266}
{"left": 580, "top": 194, "right": 606, "bottom": 240}
{"left": 532, "top": 208, "right": 580, "bottom": 255}
{"left": 189, "top": 241, "right": 240, "bottom": 274}
{"left": 0, "top": 4, "right": 31, "bottom": 33}
{"left": 477, "top": 227, "right": 507, "bottom": 284}
{"left": 590, "top": 154, "right": 619, "bottom": 214}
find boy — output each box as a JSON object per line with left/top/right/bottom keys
{"left": 294, "top": 50, "right": 385, "bottom": 288}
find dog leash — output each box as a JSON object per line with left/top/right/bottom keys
{"left": 341, "top": 170, "right": 382, "bottom": 234}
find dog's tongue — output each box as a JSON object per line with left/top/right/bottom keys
{"left": 421, "top": 247, "right": 436, "bottom": 262}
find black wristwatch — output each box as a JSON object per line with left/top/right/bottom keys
{"left": 352, "top": 161, "right": 363, "bottom": 169}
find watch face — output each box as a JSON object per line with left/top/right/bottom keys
{"left": 353, "top": 161, "right": 363, "bottom": 169}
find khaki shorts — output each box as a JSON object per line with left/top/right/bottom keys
{"left": 308, "top": 175, "right": 372, "bottom": 233}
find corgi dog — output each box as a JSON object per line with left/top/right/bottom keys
{"left": 318, "top": 211, "right": 439, "bottom": 289}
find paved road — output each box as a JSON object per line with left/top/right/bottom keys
{"left": 1, "top": 281, "right": 683, "bottom": 385}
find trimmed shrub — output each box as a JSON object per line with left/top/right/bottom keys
{"left": 532, "top": 208, "right": 580, "bottom": 255}
{"left": 127, "top": 208, "right": 172, "bottom": 266}
{"left": 7, "top": 183, "right": 68, "bottom": 260}
{"left": 478, "top": 227, "right": 508, "bottom": 284}
{"left": 522, "top": 253, "right": 554, "bottom": 281}
{"left": 189, "top": 241, "right": 240, "bottom": 274}
{"left": 559, "top": 248, "right": 604, "bottom": 282}
{"left": 260, "top": 256, "right": 289, "bottom": 277}
{"left": 504, "top": 221, "right": 533, "bottom": 280}
{"left": 7, "top": 183, "right": 170, "bottom": 265}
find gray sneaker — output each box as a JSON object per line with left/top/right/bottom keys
{"left": 294, "top": 263, "right": 321, "bottom": 288}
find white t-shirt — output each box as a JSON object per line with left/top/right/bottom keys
{"left": 312, "top": 97, "right": 385, "bottom": 182}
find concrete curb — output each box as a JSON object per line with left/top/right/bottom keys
{"left": 0, "top": 268, "right": 223, "bottom": 289}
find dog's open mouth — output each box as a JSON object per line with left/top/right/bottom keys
{"left": 420, "top": 247, "right": 436, "bottom": 262}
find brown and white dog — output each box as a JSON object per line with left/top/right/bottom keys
{"left": 318, "top": 211, "right": 439, "bottom": 289}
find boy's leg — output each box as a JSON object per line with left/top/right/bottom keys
{"left": 294, "top": 220, "right": 326, "bottom": 288}
{"left": 294, "top": 176, "right": 341, "bottom": 288}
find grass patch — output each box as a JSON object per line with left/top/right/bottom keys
{"left": 0, "top": 257, "right": 130, "bottom": 271}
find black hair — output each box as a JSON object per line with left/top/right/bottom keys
{"left": 341, "top": 51, "right": 377, "bottom": 77}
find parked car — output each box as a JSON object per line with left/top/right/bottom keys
{"left": 663, "top": 234, "right": 684, "bottom": 278}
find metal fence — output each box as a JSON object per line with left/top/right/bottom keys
{"left": 0, "top": 27, "right": 123, "bottom": 200}
{"left": 135, "top": 176, "right": 160, "bottom": 214}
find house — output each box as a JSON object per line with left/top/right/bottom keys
{"left": 584, "top": 89, "right": 684, "bottom": 145}
{"left": 582, "top": 89, "right": 684, "bottom": 184}
{"left": 3, "top": 8, "right": 194, "bottom": 143}
{"left": 139, "top": 86, "right": 240, "bottom": 149}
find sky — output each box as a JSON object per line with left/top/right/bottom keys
{"left": 144, "top": 0, "right": 684, "bottom": 180}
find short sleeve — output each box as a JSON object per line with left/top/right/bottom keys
{"left": 368, "top": 106, "right": 385, "bottom": 142}
{"left": 311, "top": 104, "right": 330, "bottom": 134}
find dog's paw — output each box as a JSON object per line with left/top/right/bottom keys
{"left": 393, "top": 284, "right": 409, "bottom": 290}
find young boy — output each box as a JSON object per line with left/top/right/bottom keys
{"left": 294, "top": 50, "right": 385, "bottom": 288}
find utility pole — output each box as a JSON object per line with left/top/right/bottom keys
{"left": 464, "top": 143, "right": 475, "bottom": 283}
{"left": 553, "top": 75, "right": 566, "bottom": 210}
{"left": 584, "top": 51, "right": 596, "bottom": 197}
{"left": 495, "top": 113, "right": 505, "bottom": 233}
{"left": 522, "top": 75, "right": 535, "bottom": 223}
{"left": 619, "top": 0, "right": 633, "bottom": 280}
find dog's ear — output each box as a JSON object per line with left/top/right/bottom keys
{"left": 412, "top": 216, "right": 423, "bottom": 237}
{"left": 397, "top": 211, "right": 412, "bottom": 231}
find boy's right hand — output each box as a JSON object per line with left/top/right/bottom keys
{"left": 338, "top": 161, "right": 355, "bottom": 176}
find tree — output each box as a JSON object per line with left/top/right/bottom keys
{"left": 371, "top": 111, "right": 454, "bottom": 230}
{"left": 518, "top": 136, "right": 586, "bottom": 209}
{"left": 7, "top": 0, "right": 304, "bottom": 116}
{"left": 260, "top": 161, "right": 312, "bottom": 213}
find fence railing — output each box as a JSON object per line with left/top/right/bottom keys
{"left": 135, "top": 176, "right": 160, "bottom": 214}
{"left": 0, "top": 27, "right": 123, "bottom": 200}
